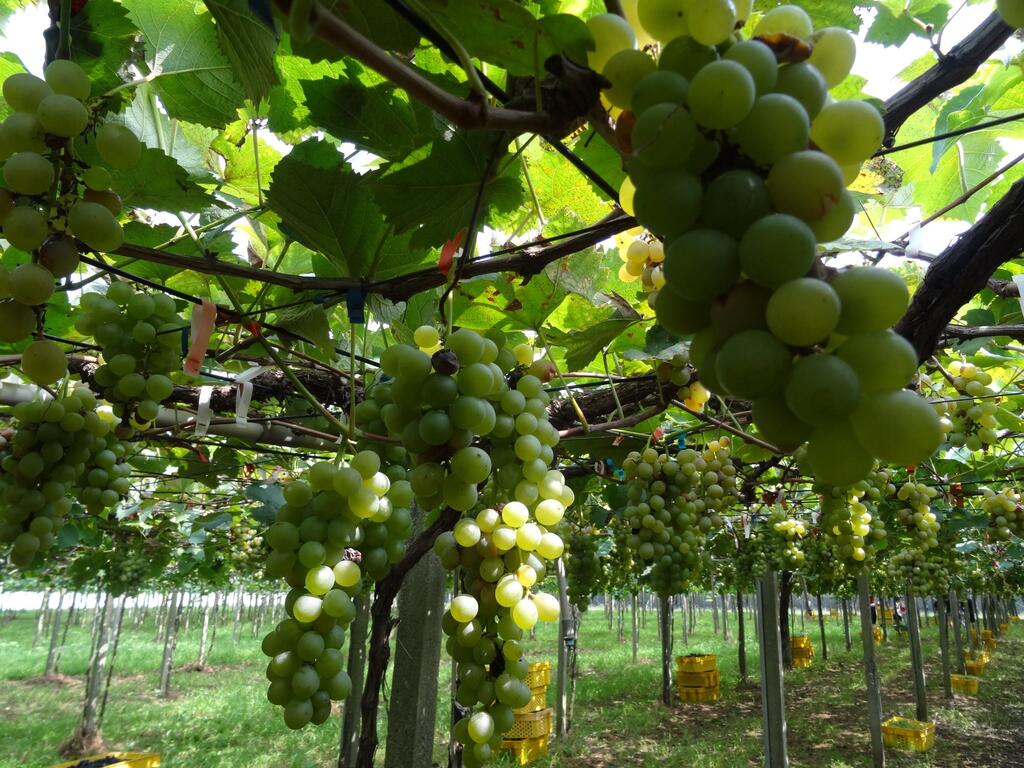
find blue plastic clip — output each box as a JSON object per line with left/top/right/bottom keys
{"left": 614, "top": 468, "right": 625, "bottom": 480}
{"left": 677, "top": 433, "right": 687, "bottom": 448}
{"left": 346, "top": 287, "right": 366, "bottom": 324}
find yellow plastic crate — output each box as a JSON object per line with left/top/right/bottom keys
{"left": 882, "top": 717, "right": 935, "bottom": 752}
{"left": 984, "top": 637, "right": 997, "bottom": 652}
{"left": 677, "top": 669, "right": 720, "bottom": 688}
{"left": 524, "top": 662, "right": 551, "bottom": 689}
{"left": 951, "top": 674, "right": 980, "bottom": 695}
{"left": 1011, "top": 616, "right": 1021, "bottom": 623}
{"left": 499, "top": 735, "right": 548, "bottom": 765}
{"left": 792, "top": 656, "right": 813, "bottom": 669}
{"left": 677, "top": 684, "right": 720, "bottom": 702}
{"left": 790, "top": 635, "right": 812, "bottom": 650}
{"left": 999, "top": 623, "right": 1009, "bottom": 633}
{"left": 514, "top": 685, "right": 548, "bottom": 714}
{"left": 830, "top": 609, "right": 839, "bottom": 617}
{"left": 504, "top": 708, "right": 553, "bottom": 740}
{"left": 965, "top": 659, "right": 987, "bottom": 676}
{"left": 981, "top": 629, "right": 993, "bottom": 641}
{"left": 676, "top": 654, "right": 717, "bottom": 673}
{"left": 968, "top": 650, "right": 990, "bottom": 664}
{"left": 51, "top": 754, "right": 160, "bottom": 768}
{"left": 882, "top": 608, "right": 895, "bottom": 620}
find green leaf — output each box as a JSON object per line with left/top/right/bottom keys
{"left": 120, "top": 0, "right": 247, "bottom": 128}
{"left": 114, "top": 90, "right": 219, "bottom": 179}
{"left": 302, "top": 69, "right": 438, "bottom": 161}
{"left": 267, "top": 54, "right": 347, "bottom": 136}
{"left": 290, "top": 0, "right": 420, "bottom": 61}
{"left": 369, "top": 131, "right": 524, "bottom": 250}
{"left": 204, "top": 0, "right": 280, "bottom": 104}
{"left": 266, "top": 139, "right": 415, "bottom": 277}
{"left": 543, "top": 315, "right": 643, "bottom": 370}
{"left": 211, "top": 125, "right": 282, "bottom": 205}
{"left": 273, "top": 301, "right": 333, "bottom": 351}
{"left": 69, "top": 0, "right": 138, "bottom": 108}
{"left": 0, "top": 52, "right": 25, "bottom": 120}
{"left": 245, "top": 482, "right": 284, "bottom": 524}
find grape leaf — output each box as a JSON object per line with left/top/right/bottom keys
{"left": 543, "top": 315, "right": 643, "bottom": 371}
{"left": 121, "top": 0, "right": 247, "bottom": 128}
{"left": 289, "top": 0, "right": 420, "bottom": 61}
{"left": 69, "top": 0, "right": 137, "bottom": 108}
{"left": 204, "top": 0, "right": 280, "bottom": 104}
{"left": 267, "top": 54, "right": 346, "bottom": 137}
{"left": 0, "top": 51, "right": 25, "bottom": 120}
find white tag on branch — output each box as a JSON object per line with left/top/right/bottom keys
{"left": 235, "top": 365, "right": 269, "bottom": 424}
{"left": 905, "top": 222, "right": 922, "bottom": 261}
{"left": 196, "top": 385, "right": 213, "bottom": 437}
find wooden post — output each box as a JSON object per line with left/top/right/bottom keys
{"left": 721, "top": 592, "right": 730, "bottom": 642}
{"left": 159, "top": 590, "right": 182, "bottom": 698}
{"left": 757, "top": 572, "right": 788, "bottom": 768}
{"left": 44, "top": 590, "right": 65, "bottom": 677}
{"left": 879, "top": 595, "right": 888, "bottom": 641}
{"left": 340, "top": 595, "right": 369, "bottom": 768}
{"left": 906, "top": 589, "right": 928, "bottom": 723}
{"left": 937, "top": 594, "right": 952, "bottom": 700}
{"left": 556, "top": 558, "right": 571, "bottom": 736}
{"left": 950, "top": 589, "right": 965, "bottom": 674}
{"left": 712, "top": 590, "right": 720, "bottom": 635}
{"left": 33, "top": 587, "right": 51, "bottom": 648}
{"left": 816, "top": 594, "right": 828, "bottom": 661}
{"left": 737, "top": 589, "right": 748, "bottom": 682}
{"left": 858, "top": 576, "right": 886, "bottom": 768}
{"left": 841, "top": 598, "right": 852, "bottom": 652}
{"left": 779, "top": 572, "right": 793, "bottom": 670}
{"left": 660, "top": 595, "right": 672, "bottom": 706}
{"left": 77, "top": 592, "right": 114, "bottom": 747}
{"left": 631, "top": 592, "right": 639, "bottom": 663}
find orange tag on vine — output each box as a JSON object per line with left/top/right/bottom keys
{"left": 184, "top": 300, "right": 217, "bottom": 376}
{"left": 438, "top": 228, "right": 466, "bottom": 277}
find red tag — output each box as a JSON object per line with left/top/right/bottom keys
{"left": 184, "top": 300, "right": 217, "bottom": 376}
{"left": 652, "top": 428, "right": 664, "bottom": 442}
{"left": 612, "top": 435, "right": 624, "bottom": 447}
{"left": 438, "top": 228, "right": 467, "bottom": 277}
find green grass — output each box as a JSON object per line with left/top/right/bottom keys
{"left": 1, "top": 603, "right": 1022, "bottom": 767}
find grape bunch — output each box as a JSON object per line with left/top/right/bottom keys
{"left": 597, "top": 3, "right": 942, "bottom": 485}
{"left": 563, "top": 524, "right": 602, "bottom": 611}
{"left": 617, "top": 233, "right": 666, "bottom": 293}
{"left": 884, "top": 545, "right": 953, "bottom": 596}
{"left": 0, "top": 61, "right": 141, "bottom": 384}
{"left": 819, "top": 488, "right": 886, "bottom": 568}
{"left": 757, "top": 505, "right": 807, "bottom": 570}
{"left": 260, "top": 451, "right": 415, "bottom": 729}
{"left": 930, "top": 361, "right": 1000, "bottom": 451}
{"left": 74, "top": 282, "right": 185, "bottom": 428}
{"left": 620, "top": 438, "right": 735, "bottom": 595}
{"left": 893, "top": 481, "right": 940, "bottom": 550}
{"left": 981, "top": 487, "right": 1024, "bottom": 541}
{"left": 0, "top": 387, "right": 129, "bottom": 568}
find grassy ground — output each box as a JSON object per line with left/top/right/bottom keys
{"left": 0, "top": 600, "right": 1021, "bottom": 767}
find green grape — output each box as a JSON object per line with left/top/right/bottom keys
{"left": 3, "top": 151, "right": 54, "bottom": 195}
{"left": 637, "top": 0, "right": 690, "bottom": 42}
{"left": 851, "top": 389, "right": 943, "bottom": 466}
{"left": 603, "top": 49, "right": 656, "bottom": 109}
{"left": 0, "top": 300, "right": 36, "bottom": 342}
{"left": 809, "top": 188, "right": 856, "bottom": 243}
{"left": 43, "top": 60, "right": 91, "bottom": 100}
{"left": 767, "top": 150, "right": 844, "bottom": 221}
{"left": 659, "top": 35, "right": 717, "bottom": 79}
{"left": 8, "top": 263, "right": 54, "bottom": 306}
{"left": 450, "top": 446, "right": 491, "bottom": 484}
{"left": 753, "top": 4, "right": 813, "bottom": 38}
{"left": 805, "top": 420, "right": 873, "bottom": 486}
{"left": 69, "top": 201, "right": 123, "bottom": 252}
{"left": 723, "top": 40, "right": 779, "bottom": 94}
{"left": 699, "top": 169, "right": 770, "bottom": 237}
{"left": 733, "top": 93, "right": 809, "bottom": 166}
{"left": 2, "top": 73, "right": 52, "bottom": 113}
{"left": 752, "top": 394, "right": 811, "bottom": 450}
{"left": 831, "top": 266, "right": 909, "bottom": 334}
{"left": 773, "top": 63, "right": 827, "bottom": 119}
{"left": 662, "top": 228, "right": 739, "bottom": 300}
{"left": 586, "top": 13, "right": 636, "bottom": 72}
{"left": 39, "top": 236, "right": 80, "bottom": 277}
{"left": 836, "top": 330, "right": 917, "bottom": 393}
{"left": 683, "top": 0, "right": 736, "bottom": 46}
{"left": 21, "top": 339, "right": 67, "bottom": 385}
{"left": 36, "top": 94, "right": 89, "bottom": 137}
{"left": 808, "top": 27, "right": 857, "bottom": 88}
{"left": 765, "top": 278, "right": 841, "bottom": 347}
{"left": 709, "top": 281, "right": 770, "bottom": 337}
{"left": 95, "top": 123, "right": 142, "bottom": 169}
{"left": 82, "top": 166, "right": 111, "bottom": 191}
{"left": 84, "top": 188, "right": 122, "bottom": 216}
{"left": 738, "top": 213, "right": 815, "bottom": 288}
{"left": 687, "top": 60, "right": 755, "bottom": 129}
{"left": 630, "top": 102, "right": 696, "bottom": 167}
{"left": 631, "top": 71, "right": 690, "bottom": 115}
{"left": 811, "top": 100, "right": 884, "bottom": 165}
{"left": 1, "top": 112, "right": 46, "bottom": 152}
{"left": 714, "top": 329, "right": 791, "bottom": 398}
{"left": 784, "top": 353, "right": 860, "bottom": 426}
{"left": 654, "top": 285, "right": 710, "bottom": 335}
{"left": 631, "top": 168, "right": 702, "bottom": 238}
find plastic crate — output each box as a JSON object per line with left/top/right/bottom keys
{"left": 984, "top": 637, "right": 997, "bottom": 652}
{"left": 499, "top": 735, "right": 548, "bottom": 765}
{"left": 1011, "top": 616, "right": 1021, "bottom": 623}
{"left": 882, "top": 717, "right": 935, "bottom": 752}
{"left": 792, "top": 656, "right": 813, "bottom": 669}
{"left": 790, "top": 635, "right": 812, "bottom": 650}
{"left": 951, "top": 674, "right": 980, "bottom": 695}
{"left": 524, "top": 662, "right": 551, "bottom": 689}
{"left": 676, "top": 654, "right": 717, "bottom": 673}
{"left": 514, "top": 686, "right": 548, "bottom": 714}
{"left": 999, "top": 623, "right": 1008, "bottom": 633}
{"left": 968, "top": 650, "right": 990, "bottom": 664}
{"left": 677, "top": 684, "right": 720, "bottom": 702}
{"left": 965, "top": 659, "right": 987, "bottom": 676}
{"left": 677, "top": 669, "right": 720, "bottom": 688}
{"left": 51, "top": 755, "right": 160, "bottom": 768}
{"left": 981, "top": 629, "right": 993, "bottom": 641}
{"left": 504, "top": 708, "right": 553, "bottom": 740}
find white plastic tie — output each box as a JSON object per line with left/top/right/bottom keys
{"left": 195, "top": 385, "right": 213, "bottom": 436}
{"left": 235, "top": 365, "right": 269, "bottom": 424}
{"left": 906, "top": 222, "right": 922, "bottom": 261}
